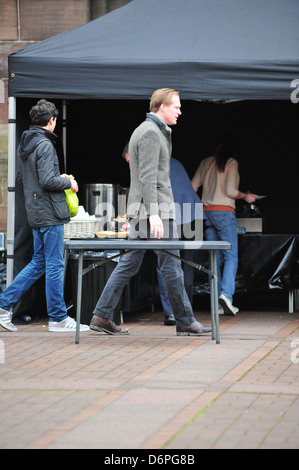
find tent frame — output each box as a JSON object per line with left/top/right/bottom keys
{"left": 7, "top": 97, "right": 16, "bottom": 285}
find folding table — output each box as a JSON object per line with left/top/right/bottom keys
{"left": 64, "top": 239, "right": 231, "bottom": 344}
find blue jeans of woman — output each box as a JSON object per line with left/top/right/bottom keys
{"left": 204, "top": 211, "right": 238, "bottom": 303}
{"left": 0, "top": 225, "right": 67, "bottom": 322}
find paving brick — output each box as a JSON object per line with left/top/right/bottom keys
{"left": 0, "top": 310, "right": 298, "bottom": 449}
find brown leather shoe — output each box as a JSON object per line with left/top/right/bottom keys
{"left": 176, "top": 320, "right": 212, "bottom": 336}
{"left": 90, "top": 315, "right": 129, "bottom": 335}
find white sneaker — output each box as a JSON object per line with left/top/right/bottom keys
{"left": 218, "top": 306, "right": 224, "bottom": 315}
{"left": 48, "top": 316, "right": 90, "bottom": 332}
{"left": 0, "top": 308, "right": 17, "bottom": 332}
{"left": 219, "top": 294, "right": 239, "bottom": 315}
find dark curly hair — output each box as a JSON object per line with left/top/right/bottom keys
{"left": 29, "top": 99, "right": 59, "bottom": 126}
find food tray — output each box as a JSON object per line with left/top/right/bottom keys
{"left": 95, "top": 231, "right": 129, "bottom": 239}
{"left": 64, "top": 220, "right": 96, "bottom": 239}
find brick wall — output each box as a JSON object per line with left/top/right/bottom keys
{"left": 0, "top": 0, "right": 132, "bottom": 238}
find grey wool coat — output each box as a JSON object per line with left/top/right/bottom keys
{"left": 127, "top": 113, "right": 175, "bottom": 220}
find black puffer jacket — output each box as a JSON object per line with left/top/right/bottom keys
{"left": 17, "top": 126, "right": 71, "bottom": 228}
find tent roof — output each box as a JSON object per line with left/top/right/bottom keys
{"left": 8, "top": 0, "right": 299, "bottom": 100}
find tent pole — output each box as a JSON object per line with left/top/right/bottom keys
{"left": 62, "top": 99, "right": 67, "bottom": 172}
{"left": 6, "top": 96, "right": 16, "bottom": 286}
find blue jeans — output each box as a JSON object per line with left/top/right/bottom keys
{"left": 93, "top": 218, "right": 195, "bottom": 328}
{"left": 0, "top": 225, "right": 67, "bottom": 322}
{"left": 205, "top": 211, "right": 238, "bottom": 303}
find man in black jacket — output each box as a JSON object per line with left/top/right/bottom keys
{"left": 0, "top": 99, "right": 89, "bottom": 333}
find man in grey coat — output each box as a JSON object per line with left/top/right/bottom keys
{"left": 90, "top": 88, "right": 211, "bottom": 336}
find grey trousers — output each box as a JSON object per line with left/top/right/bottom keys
{"left": 93, "top": 218, "right": 196, "bottom": 327}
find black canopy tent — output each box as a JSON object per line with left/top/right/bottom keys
{"left": 8, "top": 0, "right": 299, "bottom": 100}
{"left": 6, "top": 0, "right": 299, "bottom": 315}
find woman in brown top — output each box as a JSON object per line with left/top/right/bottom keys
{"left": 192, "top": 135, "right": 256, "bottom": 315}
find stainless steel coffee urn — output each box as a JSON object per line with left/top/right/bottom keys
{"left": 80, "top": 183, "right": 128, "bottom": 229}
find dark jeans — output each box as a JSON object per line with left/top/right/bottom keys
{"left": 93, "top": 218, "right": 196, "bottom": 327}
{"left": 157, "top": 221, "right": 197, "bottom": 317}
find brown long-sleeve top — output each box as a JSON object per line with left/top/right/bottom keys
{"left": 191, "top": 156, "right": 242, "bottom": 211}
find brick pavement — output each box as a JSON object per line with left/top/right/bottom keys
{"left": 0, "top": 308, "right": 298, "bottom": 449}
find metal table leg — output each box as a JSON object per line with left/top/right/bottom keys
{"left": 209, "top": 251, "right": 216, "bottom": 341}
{"left": 75, "top": 250, "right": 83, "bottom": 344}
{"left": 289, "top": 289, "right": 295, "bottom": 313}
{"left": 210, "top": 250, "right": 220, "bottom": 344}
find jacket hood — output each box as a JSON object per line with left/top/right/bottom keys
{"left": 18, "top": 126, "right": 57, "bottom": 160}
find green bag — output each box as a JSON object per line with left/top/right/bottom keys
{"left": 65, "top": 188, "right": 79, "bottom": 218}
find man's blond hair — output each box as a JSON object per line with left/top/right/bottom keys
{"left": 150, "top": 88, "right": 180, "bottom": 113}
